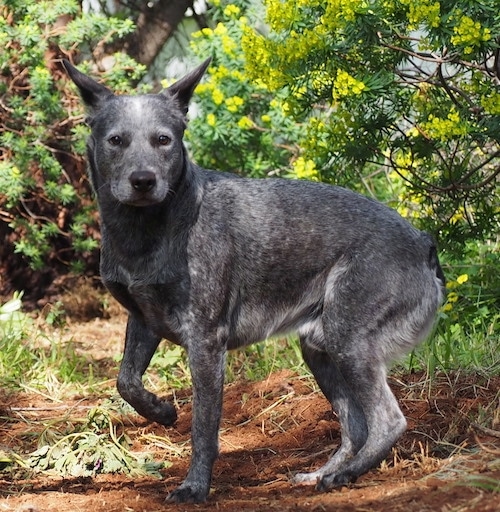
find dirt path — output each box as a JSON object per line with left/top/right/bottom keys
{"left": 1, "top": 316, "right": 499, "bottom": 511}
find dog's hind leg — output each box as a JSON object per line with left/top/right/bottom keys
{"left": 294, "top": 260, "right": 413, "bottom": 489}
{"left": 293, "top": 335, "right": 368, "bottom": 485}
{"left": 117, "top": 314, "right": 177, "bottom": 426}
{"left": 308, "top": 269, "right": 411, "bottom": 489}
{"left": 316, "top": 363, "right": 406, "bottom": 490}
{"left": 313, "top": 265, "right": 441, "bottom": 490}
{"left": 295, "top": 335, "right": 406, "bottom": 489}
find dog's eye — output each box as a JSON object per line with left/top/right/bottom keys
{"left": 158, "top": 135, "right": 171, "bottom": 146}
{"left": 108, "top": 135, "right": 122, "bottom": 146}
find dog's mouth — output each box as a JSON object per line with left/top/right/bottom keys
{"left": 111, "top": 180, "right": 169, "bottom": 207}
{"left": 122, "top": 197, "right": 163, "bottom": 207}
{"left": 119, "top": 190, "right": 168, "bottom": 207}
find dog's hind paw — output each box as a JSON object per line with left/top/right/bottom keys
{"left": 166, "top": 483, "right": 209, "bottom": 504}
{"left": 291, "top": 471, "right": 321, "bottom": 486}
{"left": 316, "top": 471, "right": 357, "bottom": 491}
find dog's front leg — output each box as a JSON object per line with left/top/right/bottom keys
{"left": 167, "top": 338, "right": 226, "bottom": 503}
{"left": 117, "top": 314, "right": 177, "bottom": 426}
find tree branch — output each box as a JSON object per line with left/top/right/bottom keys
{"left": 124, "top": 0, "right": 193, "bottom": 66}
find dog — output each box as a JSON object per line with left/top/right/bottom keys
{"left": 63, "top": 58, "right": 445, "bottom": 503}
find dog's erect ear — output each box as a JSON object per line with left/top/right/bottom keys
{"left": 62, "top": 59, "right": 113, "bottom": 111}
{"left": 164, "top": 58, "right": 212, "bottom": 115}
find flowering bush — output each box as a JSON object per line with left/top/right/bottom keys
{"left": 186, "top": 2, "right": 302, "bottom": 177}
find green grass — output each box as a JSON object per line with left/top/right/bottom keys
{"left": 0, "top": 294, "right": 100, "bottom": 398}
{"left": 225, "top": 336, "right": 304, "bottom": 382}
{"left": 143, "top": 336, "right": 305, "bottom": 394}
{"left": 407, "top": 313, "right": 500, "bottom": 375}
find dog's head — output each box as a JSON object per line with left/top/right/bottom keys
{"left": 64, "top": 58, "right": 210, "bottom": 206}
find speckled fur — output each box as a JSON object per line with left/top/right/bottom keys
{"left": 64, "top": 59, "right": 445, "bottom": 504}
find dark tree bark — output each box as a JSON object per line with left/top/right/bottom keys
{"left": 125, "top": 0, "right": 194, "bottom": 66}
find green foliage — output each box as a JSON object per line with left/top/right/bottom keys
{"left": 145, "top": 342, "right": 191, "bottom": 390}
{"left": 0, "top": 0, "right": 145, "bottom": 271}
{"left": 188, "top": 0, "right": 500, "bottom": 246}
{"left": 27, "top": 403, "right": 166, "bottom": 478}
{"left": 0, "top": 294, "right": 97, "bottom": 393}
{"left": 226, "top": 337, "right": 304, "bottom": 382}
{"left": 186, "top": 0, "right": 301, "bottom": 176}
{"left": 458, "top": 475, "right": 500, "bottom": 493}
{"left": 0, "top": 292, "right": 35, "bottom": 385}
{"left": 405, "top": 240, "right": 500, "bottom": 374}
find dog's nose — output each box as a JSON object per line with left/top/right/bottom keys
{"left": 130, "top": 170, "right": 156, "bottom": 193}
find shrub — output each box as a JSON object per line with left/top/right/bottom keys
{"left": 0, "top": 0, "right": 145, "bottom": 290}
{"left": 186, "top": 1, "right": 302, "bottom": 177}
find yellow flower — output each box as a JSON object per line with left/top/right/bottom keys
{"left": 406, "top": 126, "right": 420, "bottom": 138}
{"left": 481, "top": 93, "right": 500, "bottom": 115}
{"left": 394, "top": 151, "right": 415, "bottom": 172}
{"left": 212, "top": 88, "right": 224, "bottom": 105}
{"left": 446, "top": 273, "right": 469, "bottom": 290}
{"left": 225, "top": 96, "right": 244, "bottom": 113}
{"left": 160, "top": 78, "right": 175, "bottom": 88}
{"left": 332, "top": 70, "right": 367, "bottom": 100}
{"left": 451, "top": 15, "right": 491, "bottom": 52}
{"left": 397, "top": 205, "right": 410, "bottom": 218}
{"left": 223, "top": 4, "right": 241, "bottom": 18}
{"left": 292, "top": 156, "right": 318, "bottom": 180}
{"left": 449, "top": 207, "right": 465, "bottom": 225}
{"left": 237, "top": 116, "right": 253, "bottom": 129}
{"left": 214, "top": 22, "right": 228, "bottom": 36}
{"left": 207, "top": 113, "right": 217, "bottom": 127}
{"left": 401, "top": 0, "right": 441, "bottom": 28}
{"left": 261, "top": 114, "right": 271, "bottom": 123}
{"left": 422, "top": 108, "right": 468, "bottom": 142}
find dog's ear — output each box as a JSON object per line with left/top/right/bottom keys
{"left": 62, "top": 59, "right": 113, "bottom": 111}
{"left": 164, "top": 58, "right": 212, "bottom": 116}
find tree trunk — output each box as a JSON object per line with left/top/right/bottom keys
{"left": 125, "top": 0, "right": 193, "bottom": 66}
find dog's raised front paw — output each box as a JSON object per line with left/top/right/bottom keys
{"left": 150, "top": 400, "right": 177, "bottom": 427}
{"left": 134, "top": 398, "right": 177, "bottom": 426}
{"left": 166, "top": 482, "right": 209, "bottom": 504}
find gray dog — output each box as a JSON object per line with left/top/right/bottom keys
{"left": 64, "top": 58, "right": 445, "bottom": 503}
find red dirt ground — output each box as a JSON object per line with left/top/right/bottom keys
{"left": 1, "top": 313, "right": 499, "bottom": 512}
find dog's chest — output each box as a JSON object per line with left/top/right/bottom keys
{"left": 102, "top": 248, "right": 189, "bottom": 342}
{"left": 111, "top": 277, "right": 186, "bottom": 342}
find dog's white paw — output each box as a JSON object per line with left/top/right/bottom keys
{"left": 291, "top": 471, "right": 321, "bottom": 486}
